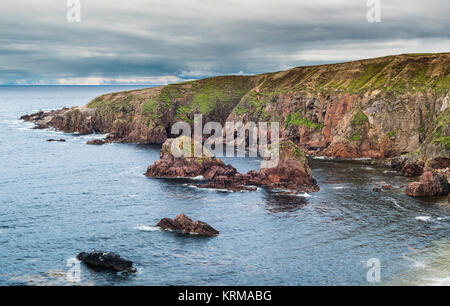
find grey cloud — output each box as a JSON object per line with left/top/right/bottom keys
{"left": 0, "top": 0, "right": 449, "bottom": 84}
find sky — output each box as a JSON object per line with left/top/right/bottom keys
{"left": 0, "top": 0, "right": 449, "bottom": 85}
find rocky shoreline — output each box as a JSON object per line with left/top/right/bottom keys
{"left": 20, "top": 54, "right": 449, "bottom": 199}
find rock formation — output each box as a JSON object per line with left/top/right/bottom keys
{"left": 76, "top": 251, "right": 136, "bottom": 273}
{"left": 156, "top": 214, "right": 219, "bottom": 236}
{"left": 405, "top": 171, "right": 450, "bottom": 197}
{"left": 21, "top": 54, "right": 449, "bottom": 178}
{"left": 145, "top": 136, "right": 236, "bottom": 178}
{"left": 146, "top": 137, "right": 319, "bottom": 192}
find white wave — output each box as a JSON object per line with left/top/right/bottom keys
{"left": 384, "top": 197, "right": 405, "bottom": 210}
{"left": 421, "top": 277, "right": 450, "bottom": 286}
{"left": 402, "top": 254, "right": 427, "bottom": 269}
{"left": 187, "top": 176, "right": 205, "bottom": 181}
{"left": 415, "top": 216, "right": 432, "bottom": 222}
{"left": 296, "top": 192, "right": 312, "bottom": 198}
{"left": 332, "top": 186, "right": 347, "bottom": 189}
{"left": 185, "top": 184, "right": 233, "bottom": 192}
{"left": 78, "top": 133, "right": 109, "bottom": 140}
{"left": 412, "top": 261, "right": 427, "bottom": 269}
{"left": 134, "top": 225, "right": 160, "bottom": 232}
{"left": 272, "top": 188, "right": 292, "bottom": 193}
{"left": 43, "top": 130, "right": 65, "bottom": 135}
{"left": 310, "top": 156, "right": 335, "bottom": 160}
{"left": 362, "top": 166, "right": 375, "bottom": 170}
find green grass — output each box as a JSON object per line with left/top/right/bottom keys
{"left": 347, "top": 61, "right": 392, "bottom": 93}
{"left": 430, "top": 107, "right": 450, "bottom": 149}
{"left": 87, "top": 95, "right": 134, "bottom": 113}
{"left": 386, "top": 131, "right": 396, "bottom": 138}
{"left": 433, "top": 137, "right": 450, "bottom": 150}
{"left": 142, "top": 98, "right": 158, "bottom": 115}
{"left": 350, "top": 110, "right": 369, "bottom": 127}
{"left": 285, "top": 112, "right": 324, "bottom": 130}
{"left": 346, "top": 133, "right": 361, "bottom": 142}
{"left": 279, "top": 140, "right": 306, "bottom": 163}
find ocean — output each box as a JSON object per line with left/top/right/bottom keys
{"left": 0, "top": 85, "right": 448, "bottom": 286}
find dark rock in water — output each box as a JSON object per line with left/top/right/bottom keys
{"left": 157, "top": 214, "right": 219, "bottom": 237}
{"left": 20, "top": 111, "right": 44, "bottom": 121}
{"left": 390, "top": 156, "right": 424, "bottom": 177}
{"left": 76, "top": 251, "right": 136, "bottom": 273}
{"left": 373, "top": 187, "right": 382, "bottom": 192}
{"left": 47, "top": 139, "right": 66, "bottom": 142}
{"left": 157, "top": 218, "right": 183, "bottom": 232}
{"left": 87, "top": 139, "right": 109, "bottom": 145}
{"left": 402, "top": 163, "right": 424, "bottom": 177}
{"left": 405, "top": 171, "right": 450, "bottom": 197}
{"left": 429, "top": 158, "right": 450, "bottom": 170}
{"left": 382, "top": 184, "right": 392, "bottom": 190}
{"left": 33, "top": 123, "right": 50, "bottom": 130}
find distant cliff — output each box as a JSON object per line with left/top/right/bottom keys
{"left": 22, "top": 53, "right": 450, "bottom": 174}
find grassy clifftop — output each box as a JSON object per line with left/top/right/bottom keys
{"left": 87, "top": 53, "right": 449, "bottom": 124}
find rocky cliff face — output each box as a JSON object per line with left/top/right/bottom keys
{"left": 22, "top": 53, "right": 449, "bottom": 174}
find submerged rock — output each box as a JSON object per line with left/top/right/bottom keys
{"left": 405, "top": 171, "right": 450, "bottom": 197}
{"left": 157, "top": 214, "right": 219, "bottom": 236}
{"left": 76, "top": 251, "right": 136, "bottom": 273}
{"left": 86, "top": 139, "right": 109, "bottom": 145}
{"left": 373, "top": 187, "right": 382, "bottom": 192}
{"left": 382, "top": 184, "right": 392, "bottom": 190}
{"left": 46, "top": 139, "right": 66, "bottom": 142}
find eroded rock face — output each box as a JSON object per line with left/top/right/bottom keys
{"left": 157, "top": 214, "right": 219, "bottom": 236}
{"left": 76, "top": 251, "right": 136, "bottom": 273}
{"left": 259, "top": 140, "right": 319, "bottom": 191}
{"left": 405, "top": 171, "right": 450, "bottom": 197}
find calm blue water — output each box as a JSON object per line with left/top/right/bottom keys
{"left": 0, "top": 86, "right": 449, "bottom": 286}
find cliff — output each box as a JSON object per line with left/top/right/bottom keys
{"left": 22, "top": 53, "right": 450, "bottom": 173}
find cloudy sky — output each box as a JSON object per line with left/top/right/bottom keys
{"left": 0, "top": 0, "right": 449, "bottom": 85}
